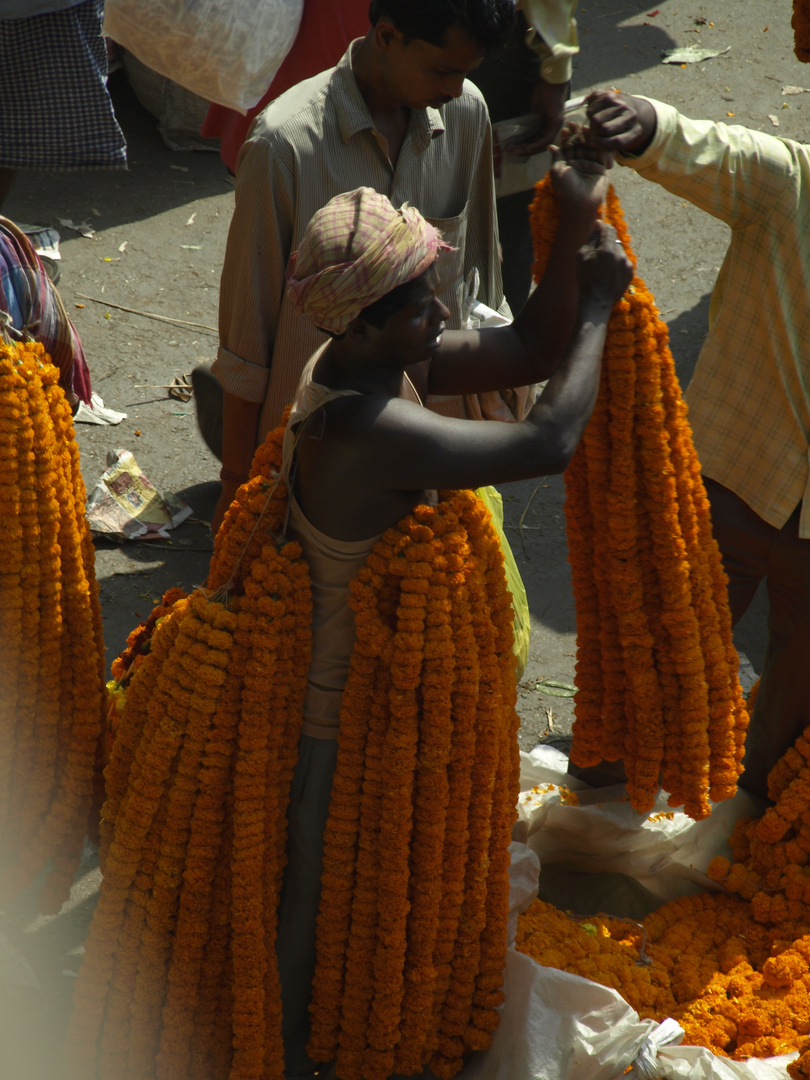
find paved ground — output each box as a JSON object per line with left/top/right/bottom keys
{"left": 1, "top": 0, "right": 806, "bottom": 1073}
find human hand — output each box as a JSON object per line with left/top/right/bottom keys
{"left": 576, "top": 222, "right": 634, "bottom": 307}
{"left": 504, "top": 77, "right": 570, "bottom": 156}
{"left": 585, "top": 90, "right": 657, "bottom": 156}
{"left": 549, "top": 137, "right": 610, "bottom": 218}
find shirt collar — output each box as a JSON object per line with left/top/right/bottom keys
{"left": 332, "top": 42, "right": 446, "bottom": 152}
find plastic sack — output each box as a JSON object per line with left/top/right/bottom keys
{"left": 476, "top": 484, "right": 531, "bottom": 680}
{"left": 103, "top": 0, "right": 304, "bottom": 113}
{"left": 518, "top": 744, "right": 762, "bottom": 907}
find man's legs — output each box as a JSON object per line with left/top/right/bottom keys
{"left": 276, "top": 735, "right": 339, "bottom": 1078}
{"left": 705, "top": 477, "right": 810, "bottom": 799}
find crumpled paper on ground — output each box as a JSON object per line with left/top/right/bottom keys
{"left": 86, "top": 448, "right": 192, "bottom": 541}
{"left": 74, "top": 391, "right": 127, "bottom": 426}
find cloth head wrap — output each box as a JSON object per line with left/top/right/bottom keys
{"left": 286, "top": 187, "right": 455, "bottom": 335}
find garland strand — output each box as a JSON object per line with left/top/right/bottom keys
{"left": 529, "top": 178, "right": 748, "bottom": 819}
{"left": 309, "top": 491, "right": 519, "bottom": 1080}
{"left": 0, "top": 341, "right": 106, "bottom": 912}
{"left": 71, "top": 413, "right": 519, "bottom": 1079}
{"left": 516, "top": 726, "right": 810, "bottom": 1073}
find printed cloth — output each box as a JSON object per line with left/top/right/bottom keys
{"left": 0, "top": 216, "right": 91, "bottom": 402}
{"left": 0, "top": 0, "right": 126, "bottom": 170}
{"left": 286, "top": 187, "right": 454, "bottom": 335}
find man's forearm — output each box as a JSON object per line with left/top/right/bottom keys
{"left": 524, "top": 300, "right": 612, "bottom": 465}
{"left": 512, "top": 203, "right": 599, "bottom": 377}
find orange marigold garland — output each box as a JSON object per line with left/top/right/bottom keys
{"left": 0, "top": 340, "right": 106, "bottom": 912}
{"left": 71, "top": 414, "right": 520, "bottom": 1080}
{"left": 308, "top": 490, "right": 519, "bottom": 1080}
{"left": 68, "top": 413, "right": 312, "bottom": 1080}
{"left": 529, "top": 178, "right": 748, "bottom": 819}
{"left": 516, "top": 725, "right": 810, "bottom": 1072}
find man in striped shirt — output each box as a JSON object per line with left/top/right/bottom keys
{"left": 587, "top": 90, "right": 810, "bottom": 801}
{"left": 210, "top": 0, "right": 524, "bottom": 531}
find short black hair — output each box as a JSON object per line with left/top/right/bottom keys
{"left": 368, "top": 0, "right": 515, "bottom": 54}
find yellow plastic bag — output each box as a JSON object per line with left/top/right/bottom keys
{"left": 476, "top": 485, "right": 530, "bottom": 680}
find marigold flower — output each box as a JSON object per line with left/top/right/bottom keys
{"left": 529, "top": 180, "right": 747, "bottom": 819}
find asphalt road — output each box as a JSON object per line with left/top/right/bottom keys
{"left": 1, "top": 1, "right": 806, "bottom": 1073}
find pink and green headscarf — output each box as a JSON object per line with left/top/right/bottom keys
{"left": 286, "top": 187, "right": 454, "bottom": 335}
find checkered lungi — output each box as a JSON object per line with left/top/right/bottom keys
{"left": 0, "top": 0, "right": 127, "bottom": 171}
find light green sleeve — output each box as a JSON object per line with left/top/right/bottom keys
{"left": 518, "top": 0, "right": 579, "bottom": 84}
{"left": 617, "top": 98, "right": 802, "bottom": 230}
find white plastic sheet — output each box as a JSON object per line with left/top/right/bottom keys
{"left": 518, "top": 745, "right": 762, "bottom": 904}
{"left": 103, "top": 0, "right": 304, "bottom": 113}
{"left": 452, "top": 758, "right": 798, "bottom": 1080}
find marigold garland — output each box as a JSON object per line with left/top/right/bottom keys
{"left": 70, "top": 412, "right": 520, "bottom": 1079}
{"left": 529, "top": 178, "right": 748, "bottom": 819}
{"left": 0, "top": 340, "right": 106, "bottom": 912}
{"left": 517, "top": 727, "right": 810, "bottom": 1075}
{"left": 309, "top": 490, "right": 519, "bottom": 1080}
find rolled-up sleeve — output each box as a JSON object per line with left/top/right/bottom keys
{"left": 213, "top": 132, "right": 296, "bottom": 402}
{"left": 520, "top": 0, "right": 579, "bottom": 84}
{"left": 212, "top": 346, "right": 269, "bottom": 402}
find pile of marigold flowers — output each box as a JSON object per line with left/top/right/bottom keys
{"left": 517, "top": 727, "right": 810, "bottom": 1076}
{"left": 794, "top": 0, "right": 810, "bottom": 62}
{"left": 0, "top": 340, "right": 106, "bottom": 913}
{"left": 530, "top": 178, "right": 748, "bottom": 821}
{"left": 69, "top": 414, "right": 521, "bottom": 1079}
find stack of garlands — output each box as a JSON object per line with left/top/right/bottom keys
{"left": 530, "top": 178, "right": 748, "bottom": 820}
{"left": 0, "top": 340, "right": 105, "bottom": 913}
{"left": 68, "top": 415, "right": 520, "bottom": 1079}
{"left": 794, "top": 0, "right": 810, "bottom": 63}
{"left": 516, "top": 725, "right": 810, "bottom": 1075}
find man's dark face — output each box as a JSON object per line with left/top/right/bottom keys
{"left": 377, "top": 23, "right": 485, "bottom": 110}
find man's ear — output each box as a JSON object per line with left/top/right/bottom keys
{"left": 347, "top": 316, "right": 369, "bottom": 340}
{"left": 373, "top": 18, "right": 403, "bottom": 53}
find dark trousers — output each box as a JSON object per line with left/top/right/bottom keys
{"left": 704, "top": 477, "right": 810, "bottom": 800}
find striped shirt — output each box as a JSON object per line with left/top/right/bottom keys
{"left": 618, "top": 100, "right": 810, "bottom": 537}
{"left": 214, "top": 41, "right": 507, "bottom": 437}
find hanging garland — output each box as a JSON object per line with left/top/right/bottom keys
{"left": 308, "top": 489, "right": 518, "bottom": 1080}
{"left": 69, "top": 413, "right": 520, "bottom": 1079}
{"left": 529, "top": 177, "right": 748, "bottom": 820}
{"left": 0, "top": 340, "right": 106, "bottom": 913}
